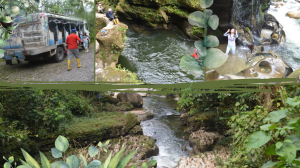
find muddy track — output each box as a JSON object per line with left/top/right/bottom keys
{"left": 0, "top": 44, "right": 95, "bottom": 82}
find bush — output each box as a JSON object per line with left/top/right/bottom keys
{"left": 0, "top": 89, "right": 95, "bottom": 135}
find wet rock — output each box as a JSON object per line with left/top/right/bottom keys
{"left": 117, "top": 92, "right": 143, "bottom": 107}
{"left": 137, "top": 113, "right": 154, "bottom": 122}
{"left": 182, "top": 145, "right": 187, "bottom": 151}
{"left": 236, "top": 54, "right": 293, "bottom": 79}
{"left": 128, "top": 125, "right": 143, "bottom": 135}
{"left": 179, "top": 113, "right": 189, "bottom": 126}
{"left": 206, "top": 69, "right": 224, "bottom": 81}
{"left": 287, "top": 67, "right": 300, "bottom": 79}
{"left": 252, "top": 45, "right": 264, "bottom": 54}
{"left": 231, "top": 0, "right": 270, "bottom": 45}
{"left": 223, "top": 74, "right": 257, "bottom": 80}
{"left": 263, "top": 13, "right": 286, "bottom": 44}
{"left": 188, "top": 130, "right": 224, "bottom": 154}
{"left": 287, "top": 10, "right": 300, "bottom": 19}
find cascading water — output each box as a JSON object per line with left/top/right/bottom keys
{"left": 117, "top": 28, "right": 204, "bottom": 84}
{"left": 140, "top": 96, "right": 192, "bottom": 168}
{"left": 265, "top": 0, "right": 300, "bottom": 70}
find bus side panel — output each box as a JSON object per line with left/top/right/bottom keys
{"left": 58, "top": 31, "right": 63, "bottom": 44}
{"left": 49, "top": 32, "right": 55, "bottom": 46}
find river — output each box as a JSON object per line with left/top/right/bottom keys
{"left": 265, "top": 0, "right": 300, "bottom": 70}
{"left": 140, "top": 96, "right": 191, "bottom": 168}
{"left": 117, "top": 28, "right": 204, "bottom": 84}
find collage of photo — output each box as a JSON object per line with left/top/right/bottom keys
{"left": 2, "top": 0, "right": 300, "bottom": 168}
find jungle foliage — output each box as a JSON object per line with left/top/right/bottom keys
{"left": 3, "top": 135, "right": 157, "bottom": 168}
{"left": 0, "top": 89, "right": 134, "bottom": 165}
{"left": 176, "top": 85, "right": 300, "bottom": 167}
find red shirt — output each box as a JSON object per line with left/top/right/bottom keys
{"left": 191, "top": 49, "right": 198, "bottom": 59}
{"left": 66, "top": 34, "right": 81, "bottom": 49}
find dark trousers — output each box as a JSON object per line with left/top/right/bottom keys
{"left": 108, "top": 16, "right": 117, "bottom": 21}
{"left": 99, "top": 8, "right": 105, "bottom": 13}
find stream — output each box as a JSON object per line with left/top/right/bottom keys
{"left": 264, "top": 0, "right": 300, "bottom": 70}
{"left": 140, "top": 96, "right": 191, "bottom": 168}
{"left": 117, "top": 28, "right": 204, "bottom": 84}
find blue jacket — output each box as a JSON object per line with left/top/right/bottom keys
{"left": 106, "top": 11, "right": 114, "bottom": 18}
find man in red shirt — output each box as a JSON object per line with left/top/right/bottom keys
{"left": 66, "top": 29, "right": 82, "bottom": 71}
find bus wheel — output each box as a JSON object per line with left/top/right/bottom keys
{"left": 6, "top": 60, "right": 12, "bottom": 65}
{"left": 53, "top": 47, "right": 65, "bottom": 63}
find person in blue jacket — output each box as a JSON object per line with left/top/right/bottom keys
{"left": 106, "top": 8, "right": 119, "bottom": 24}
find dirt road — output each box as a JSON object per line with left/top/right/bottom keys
{"left": 0, "top": 44, "right": 95, "bottom": 82}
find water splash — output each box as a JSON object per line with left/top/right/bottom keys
{"left": 266, "top": 0, "right": 300, "bottom": 70}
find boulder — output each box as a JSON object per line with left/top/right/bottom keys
{"left": 137, "top": 113, "right": 154, "bottom": 122}
{"left": 179, "top": 113, "right": 189, "bottom": 126}
{"left": 102, "top": 95, "right": 119, "bottom": 105}
{"left": 287, "top": 11, "right": 300, "bottom": 19}
{"left": 96, "top": 13, "right": 128, "bottom": 69}
{"left": 189, "top": 130, "right": 224, "bottom": 154}
{"left": 117, "top": 92, "right": 143, "bottom": 107}
{"left": 236, "top": 53, "right": 293, "bottom": 79}
{"left": 128, "top": 125, "right": 143, "bottom": 135}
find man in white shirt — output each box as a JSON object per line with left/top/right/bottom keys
{"left": 98, "top": 3, "right": 105, "bottom": 13}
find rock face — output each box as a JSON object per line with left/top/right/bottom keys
{"left": 96, "top": 19, "right": 127, "bottom": 69}
{"left": 112, "top": 0, "right": 233, "bottom": 40}
{"left": 189, "top": 130, "right": 224, "bottom": 154}
{"left": 117, "top": 92, "right": 143, "bottom": 107}
{"left": 95, "top": 12, "right": 137, "bottom": 82}
{"left": 231, "top": 0, "right": 271, "bottom": 45}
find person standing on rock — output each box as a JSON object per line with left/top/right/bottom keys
{"left": 82, "top": 32, "right": 90, "bottom": 53}
{"left": 106, "top": 8, "right": 119, "bottom": 25}
{"left": 224, "top": 28, "right": 238, "bottom": 55}
{"left": 66, "top": 29, "right": 82, "bottom": 71}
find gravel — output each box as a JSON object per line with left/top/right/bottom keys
{"left": 0, "top": 44, "right": 95, "bottom": 82}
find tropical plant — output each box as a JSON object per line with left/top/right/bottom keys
{"left": 179, "top": 0, "right": 227, "bottom": 85}
{"left": 3, "top": 135, "right": 157, "bottom": 168}
{"left": 225, "top": 96, "right": 300, "bottom": 168}
{"left": 0, "top": 0, "right": 35, "bottom": 57}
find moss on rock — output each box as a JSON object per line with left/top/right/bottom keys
{"left": 125, "top": 112, "right": 139, "bottom": 133}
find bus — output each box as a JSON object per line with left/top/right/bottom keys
{"left": 0, "top": 12, "right": 90, "bottom": 65}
